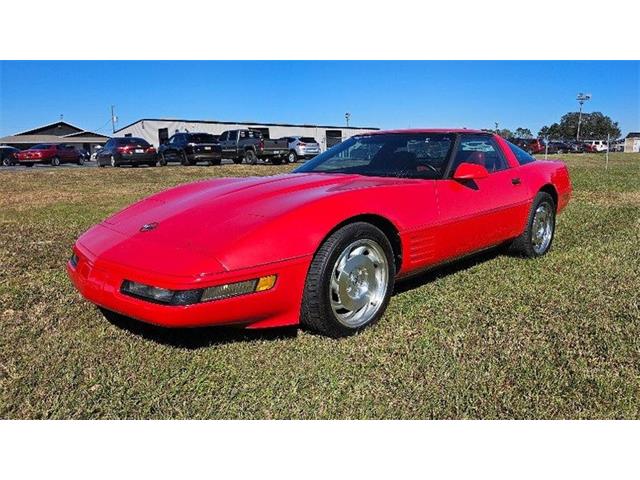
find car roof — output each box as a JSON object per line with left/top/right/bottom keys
{"left": 368, "top": 128, "right": 487, "bottom": 135}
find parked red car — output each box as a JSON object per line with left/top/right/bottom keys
{"left": 17, "top": 143, "right": 83, "bottom": 167}
{"left": 68, "top": 129, "right": 572, "bottom": 337}
{"left": 509, "top": 138, "right": 545, "bottom": 154}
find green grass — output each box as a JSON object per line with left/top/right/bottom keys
{"left": 1, "top": 154, "right": 639, "bottom": 419}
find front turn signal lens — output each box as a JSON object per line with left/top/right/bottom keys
{"left": 256, "top": 275, "right": 277, "bottom": 292}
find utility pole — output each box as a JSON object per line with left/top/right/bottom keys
{"left": 345, "top": 112, "right": 351, "bottom": 127}
{"left": 111, "top": 105, "right": 117, "bottom": 134}
{"left": 576, "top": 93, "right": 591, "bottom": 141}
{"left": 495, "top": 122, "right": 499, "bottom": 133}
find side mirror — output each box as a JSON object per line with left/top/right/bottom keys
{"left": 453, "top": 162, "right": 489, "bottom": 181}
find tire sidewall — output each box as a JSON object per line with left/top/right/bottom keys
{"left": 51, "top": 157, "right": 60, "bottom": 166}
{"left": 525, "top": 192, "right": 556, "bottom": 257}
{"left": 304, "top": 222, "right": 396, "bottom": 337}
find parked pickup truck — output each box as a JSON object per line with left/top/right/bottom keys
{"left": 218, "top": 129, "right": 288, "bottom": 165}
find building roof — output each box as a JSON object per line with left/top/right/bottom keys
{"left": 0, "top": 134, "right": 109, "bottom": 145}
{"left": 115, "top": 118, "right": 379, "bottom": 133}
{"left": 12, "top": 120, "right": 86, "bottom": 136}
{"left": 625, "top": 132, "right": 640, "bottom": 138}
{"left": 62, "top": 130, "right": 110, "bottom": 139}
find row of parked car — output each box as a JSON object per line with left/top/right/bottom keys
{"left": 509, "top": 138, "right": 615, "bottom": 154}
{"left": 0, "top": 129, "right": 323, "bottom": 168}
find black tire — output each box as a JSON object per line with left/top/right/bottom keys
{"left": 51, "top": 157, "right": 60, "bottom": 167}
{"left": 2, "top": 157, "right": 10, "bottom": 167}
{"left": 244, "top": 150, "right": 258, "bottom": 165}
{"left": 300, "top": 222, "right": 396, "bottom": 338}
{"left": 288, "top": 151, "right": 298, "bottom": 163}
{"left": 510, "top": 191, "right": 556, "bottom": 258}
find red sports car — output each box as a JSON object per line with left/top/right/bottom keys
{"left": 67, "top": 129, "right": 572, "bottom": 337}
{"left": 17, "top": 143, "right": 83, "bottom": 167}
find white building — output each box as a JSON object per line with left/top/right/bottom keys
{"left": 114, "top": 118, "right": 379, "bottom": 151}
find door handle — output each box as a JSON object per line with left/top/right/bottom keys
{"left": 511, "top": 177, "right": 522, "bottom": 185}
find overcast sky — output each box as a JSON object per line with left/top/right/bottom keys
{"left": 1, "top": 61, "right": 638, "bottom": 137}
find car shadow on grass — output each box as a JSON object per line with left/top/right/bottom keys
{"left": 393, "top": 247, "right": 504, "bottom": 295}
{"left": 100, "top": 308, "right": 298, "bottom": 349}
{"left": 100, "top": 247, "right": 507, "bottom": 348}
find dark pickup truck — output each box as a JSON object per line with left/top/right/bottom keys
{"left": 218, "top": 129, "right": 289, "bottom": 165}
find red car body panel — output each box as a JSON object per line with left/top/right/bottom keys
{"left": 67, "top": 131, "right": 572, "bottom": 329}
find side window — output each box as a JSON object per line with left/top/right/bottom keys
{"left": 229, "top": 131, "right": 238, "bottom": 141}
{"left": 239, "top": 130, "right": 247, "bottom": 139}
{"left": 452, "top": 135, "right": 508, "bottom": 173}
{"left": 219, "top": 131, "right": 228, "bottom": 142}
{"left": 507, "top": 141, "right": 536, "bottom": 165}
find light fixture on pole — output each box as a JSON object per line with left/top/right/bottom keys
{"left": 345, "top": 112, "right": 351, "bottom": 127}
{"left": 576, "top": 93, "right": 591, "bottom": 141}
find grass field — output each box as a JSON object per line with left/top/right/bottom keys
{"left": 1, "top": 154, "right": 639, "bottom": 419}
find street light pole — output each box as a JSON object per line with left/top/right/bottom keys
{"left": 345, "top": 112, "right": 351, "bottom": 127}
{"left": 111, "top": 105, "right": 117, "bottom": 134}
{"left": 576, "top": 93, "right": 591, "bottom": 141}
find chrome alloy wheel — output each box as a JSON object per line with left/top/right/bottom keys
{"left": 531, "top": 202, "right": 554, "bottom": 254}
{"left": 330, "top": 239, "right": 389, "bottom": 328}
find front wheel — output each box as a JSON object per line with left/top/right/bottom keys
{"left": 510, "top": 192, "right": 556, "bottom": 258}
{"left": 51, "top": 157, "right": 61, "bottom": 167}
{"left": 300, "top": 222, "right": 395, "bottom": 338}
{"left": 77, "top": 156, "right": 84, "bottom": 165}
{"left": 2, "top": 158, "right": 11, "bottom": 166}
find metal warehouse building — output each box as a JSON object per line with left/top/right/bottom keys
{"left": 114, "top": 118, "right": 379, "bottom": 151}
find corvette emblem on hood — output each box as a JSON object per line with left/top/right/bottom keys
{"left": 140, "top": 222, "right": 159, "bottom": 232}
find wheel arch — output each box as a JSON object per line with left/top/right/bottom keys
{"left": 323, "top": 214, "right": 403, "bottom": 272}
{"left": 539, "top": 184, "right": 558, "bottom": 209}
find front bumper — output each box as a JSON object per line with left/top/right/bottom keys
{"left": 67, "top": 242, "right": 311, "bottom": 329}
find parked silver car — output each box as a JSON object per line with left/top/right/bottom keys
{"left": 284, "top": 136, "right": 321, "bottom": 163}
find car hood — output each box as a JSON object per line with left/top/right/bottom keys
{"left": 87, "top": 173, "right": 410, "bottom": 274}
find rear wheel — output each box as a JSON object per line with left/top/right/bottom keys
{"left": 77, "top": 156, "right": 84, "bottom": 165}
{"left": 510, "top": 192, "right": 556, "bottom": 258}
{"left": 244, "top": 150, "right": 258, "bottom": 165}
{"left": 300, "top": 222, "right": 395, "bottom": 338}
{"left": 288, "top": 151, "right": 298, "bottom": 163}
{"left": 51, "top": 157, "right": 61, "bottom": 167}
{"left": 2, "top": 157, "right": 11, "bottom": 166}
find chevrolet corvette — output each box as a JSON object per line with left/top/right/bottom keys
{"left": 67, "top": 129, "right": 572, "bottom": 337}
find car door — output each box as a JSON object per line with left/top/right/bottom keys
{"left": 435, "top": 134, "right": 530, "bottom": 259}
{"left": 218, "top": 131, "right": 230, "bottom": 157}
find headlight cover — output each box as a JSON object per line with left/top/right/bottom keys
{"left": 120, "top": 275, "right": 277, "bottom": 306}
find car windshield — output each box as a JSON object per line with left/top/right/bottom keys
{"left": 31, "top": 144, "right": 53, "bottom": 150}
{"left": 294, "top": 133, "right": 455, "bottom": 179}
{"left": 187, "top": 134, "right": 217, "bottom": 144}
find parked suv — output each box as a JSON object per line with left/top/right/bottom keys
{"left": 16, "top": 144, "right": 82, "bottom": 167}
{"left": 545, "top": 141, "right": 572, "bottom": 154}
{"left": 283, "top": 136, "right": 321, "bottom": 163}
{"left": 218, "top": 129, "right": 288, "bottom": 165}
{"left": 96, "top": 137, "right": 157, "bottom": 167}
{"left": 1, "top": 146, "right": 20, "bottom": 166}
{"left": 158, "top": 132, "right": 222, "bottom": 166}
{"left": 509, "top": 137, "right": 545, "bottom": 154}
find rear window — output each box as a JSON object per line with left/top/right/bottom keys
{"left": 186, "top": 133, "right": 217, "bottom": 144}
{"left": 507, "top": 141, "right": 536, "bottom": 165}
{"left": 299, "top": 137, "right": 318, "bottom": 143}
{"left": 117, "top": 138, "right": 150, "bottom": 147}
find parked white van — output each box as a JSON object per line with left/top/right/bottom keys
{"left": 585, "top": 140, "right": 609, "bottom": 152}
